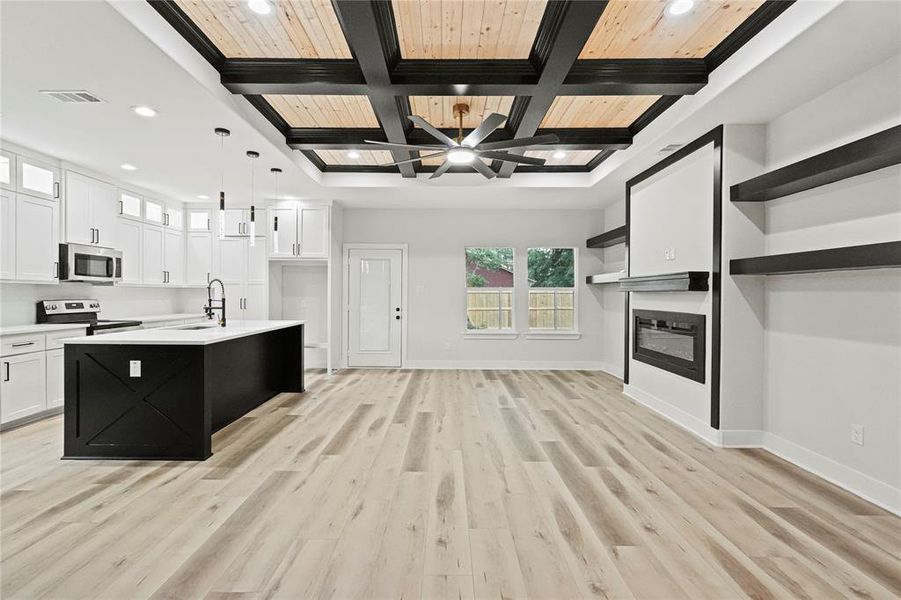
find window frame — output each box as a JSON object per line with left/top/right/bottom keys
{"left": 526, "top": 246, "right": 580, "bottom": 337}
{"left": 463, "top": 246, "right": 517, "bottom": 336}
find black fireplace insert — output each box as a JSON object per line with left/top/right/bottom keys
{"left": 633, "top": 310, "right": 706, "bottom": 383}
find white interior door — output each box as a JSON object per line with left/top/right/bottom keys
{"left": 347, "top": 248, "right": 403, "bottom": 367}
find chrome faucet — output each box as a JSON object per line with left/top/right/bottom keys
{"left": 204, "top": 278, "right": 227, "bottom": 327}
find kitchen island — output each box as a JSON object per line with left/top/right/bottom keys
{"left": 62, "top": 320, "right": 304, "bottom": 460}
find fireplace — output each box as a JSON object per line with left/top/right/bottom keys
{"left": 633, "top": 310, "right": 706, "bottom": 383}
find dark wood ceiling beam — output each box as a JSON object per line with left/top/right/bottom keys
{"left": 220, "top": 58, "right": 707, "bottom": 96}
{"left": 330, "top": 0, "right": 416, "bottom": 177}
{"left": 498, "top": 0, "right": 611, "bottom": 178}
{"left": 286, "top": 127, "right": 632, "bottom": 150}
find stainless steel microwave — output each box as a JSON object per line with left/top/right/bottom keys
{"left": 58, "top": 243, "right": 122, "bottom": 284}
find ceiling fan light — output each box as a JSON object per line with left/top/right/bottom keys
{"left": 447, "top": 148, "right": 475, "bottom": 164}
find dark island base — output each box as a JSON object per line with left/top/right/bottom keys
{"left": 63, "top": 324, "right": 303, "bottom": 460}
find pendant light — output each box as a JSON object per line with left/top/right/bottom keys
{"left": 215, "top": 127, "right": 230, "bottom": 239}
{"left": 247, "top": 150, "right": 259, "bottom": 246}
{"left": 271, "top": 167, "right": 282, "bottom": 252}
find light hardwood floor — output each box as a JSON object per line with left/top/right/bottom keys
{"left": 1, "top": 369, "right": 899, "bottom": 599}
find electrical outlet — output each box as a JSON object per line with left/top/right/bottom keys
{"left": 851, "top": 424, "right": 864, "bottom": 446}
{"left": 129, "top": 360, "right": 141, "bottom": 378}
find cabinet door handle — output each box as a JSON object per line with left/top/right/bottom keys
{"left": 54, "top": 262, "right": 59, "bottom": 278}
{"left": 11, "top": 342, "right": 34, "bottom": 348}
{"left": 207, "top": 218, "right": 210, "bottom": 231}
{"left": 118, "top": 200, "right": 123, "bottom": 215}
{"left": 96, "top": 228, "right": 100, "bottom": 245}
{"left": 3, "top": 362, "right": 9, "bottom": 382}
{"left": 291, "top": 242, "right": 295, "bottom": 256}
{"left": 90, "top": 227, "right": 95, "bottom": 244}
{"left": 207, "top": 272, "right": 210, "bottom": 284}
{"left": 54, "top": 182, "right": 60, "bottom": 199}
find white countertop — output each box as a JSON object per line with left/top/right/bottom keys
{"left": 0, "top": 323, "right": 89, "bottom": 337}
{"left": 62, "top": 320, "right": 304, "bottom": 346}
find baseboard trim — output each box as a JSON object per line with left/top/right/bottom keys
{"left": 402, "top": 360, "right": 607, "bottom": 371}
{"left": 762, "top": 432, "right": 901, "bottom": 516}
{"left": 622, "top": 384, "right": 721, "bottom": 446}
{"left": 620, "top": 385, "right": 900, "bottom": 516}
{"left": 597, "top": 362, "right": 624, "bottom": 379}
{"left": 0, "top": 406, "right": 63, "bottom": 432}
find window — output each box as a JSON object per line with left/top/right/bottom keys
{"left": 528, "top": 247, "right": 576, "bottom": 331}
{"left": 465, "top": 247, "right": 514, "bottom": 330}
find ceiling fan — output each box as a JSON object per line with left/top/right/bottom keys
{"left": 365, "top": 103, "right": 560, "bottom": 179}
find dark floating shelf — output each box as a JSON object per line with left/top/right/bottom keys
{"left": 619, "top": 271, "right": 709, "bottom": 292}
{"left": 730, "top": 125, "right": 901, "bottom": 203}
{"left": 587, "top": 225, "right": 626, "bottom": 248}
{"left": 730, "top": 241, "right": 901, "bottom": 275}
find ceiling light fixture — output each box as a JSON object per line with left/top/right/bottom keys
{"left": 120, "top": 163, "right": 137, "bottom": 171}
{"left": 197, "top": 194, "right": 209, "bottom": 200}
{"left": 347, "top": 150, "right": 361, "bottom": 159}
{"left": 215, "top": 127, "right": 231, "bottom": 240}
{"left": 247, "top": 150, "right": 259, "bottom": 246}
{"left": 553, "top": 150, "right": 567, "bottom": 160}
{"left": 271, "top": 167, "right": 282, "bottom": 250}
{"left": 247, "top": 0, "right": 271, "bottom": 15}
{"left": 667, "top": 0, "right": 694, "bottom": 16}
{"left": 447, "top": 148, "right": 475, "bottom": 164}
{"left": 132, "top": 105, "right": 157, "bottom": 118}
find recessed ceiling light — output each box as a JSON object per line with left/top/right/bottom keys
{"left": 247, "top": 0, "right": 271, "bottom": 15}
{"left": 283, "top": 195, "right": 298, "bottom": 200}
{"left": 197, "top": 194, "right": 209, "bottom": 200}
{"left": 132, "top": 105, "right": 157, "bottom": 118}
{"left": 347, "top": 150, "right": 361, "bottom": 159}
{"left": 120, "top": 163, "right": 137, "bottom": 171}
{"left": 553, "top": 150, "right": 567, "bottom": 160}
{"left": 447, "top": 148, "right": 476, "bottom": 164}
{"left": 667, "top": 0, "right": 694, "bottom": 16}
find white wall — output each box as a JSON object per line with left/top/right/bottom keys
{"left": 599, "top": 200, "right": 626, "bottom": 377}
{"left": 342, "top": 208, "right": 606, "bottom": 369}
{"left": 0, "top": 282, "right": 197, "bottom": 325}
{"left": 759, "top": 53, "right": 901, "bottom": 510}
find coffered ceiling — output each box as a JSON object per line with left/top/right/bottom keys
{"left": 151, "top": 0, "right": 792, "bottom": 177}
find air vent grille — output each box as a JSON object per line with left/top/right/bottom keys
{"left": 40, "top": 90, "right": 105, "bottom": 103}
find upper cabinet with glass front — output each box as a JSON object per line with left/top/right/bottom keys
{"left": 0, "top": 150, "right": 13, "bottom": 191}
{"left": 118, "top": 190, "right": 142, "bottom": 221}
{"left": 17, "top": 155, "right": 61, "bottom": 201}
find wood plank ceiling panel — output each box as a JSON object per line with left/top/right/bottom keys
{"left": 524, "top": 150, "right": 599, "bottom": 166}
{"left": 264, "top": 95, "right": 380, "bottom": 127}
{"left": 579, "top": 0, "right": 765, "bottom": 59}
{"left": 540, "top": 96, "right": 660, "bottom": 128}
{"left": 174, "top": 0, "right": 352, "bottom": 58}
{"left": 391, "top": 0, "right": 548, "bottom": 59}
{"left": 317, "top": 150, "right": 394, "bottom": 166}
{"left": 409, "top": 96, "right": 515, "bottom": 129}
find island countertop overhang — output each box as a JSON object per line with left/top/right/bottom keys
{"left": 62, "top": 320, "right": 304, "bottom": 346}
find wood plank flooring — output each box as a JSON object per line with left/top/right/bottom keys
{"left": 2, "top": 369, "right": 899, "bottom": 599}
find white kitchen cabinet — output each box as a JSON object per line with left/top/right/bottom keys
{"left": 164, "top": 228, "right": 184, "bottom": 284}
{"left": 17, "top": 155, "right": 60, "bottom": 202}
{"left": 240, "top": 283, "right": 268, "bottom": 320}
{"left": 142, "top": 223, "right": 165, "bottom": 284}
{"left": 166, "top": 206, "right": 183, "bottom": 229}
{"left": 0, "top": 150, "right": 13, "bottom": 190}
{"left": 222, "top": 208, "right": 245, "bottom": 237}
{"left": 1, "top": 351, "right": 47, "bottom": 423}
{"left": 247, "top": 237, "right": 267, "bottom": 284}
{"left": 188, "top": 209, "right": 211, "bottom": 232}
{"left": 144, "top": 199, "right": 165, "bottom": 226}
{"left": 45, "top": 349, "right": 64, "bottom": 409}
{"left": 65, "top": 172, "right": 117, "bottom": 246}
{"left": 115, "top": 216, "right": 143, "bottom": 284}
{"left": 16, "top": 194, "right": 59, "bottom": 281}
{"left": 186, "top": 231, "right": 212, "bottom": 285}
{"left": 0, "top": 190, "right": 15, "bottom": 279}
{"left": 118, "top": 190, "right": 142, "bottom": 221}
{"left": 216, "top": 236, "right": 246, "bottom": 284}
{"left": 269, "top": 207, "right": 297, "bottom": 257}
{"left": 267, "top": 203, "right": 329, "bottom": 258}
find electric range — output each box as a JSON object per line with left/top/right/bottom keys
{"left": 36, "top": 300, "right": 142, "bottom": 335}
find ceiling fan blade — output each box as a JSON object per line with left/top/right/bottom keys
{"left": 478, "top": 151, "right": 546, "bottom": 166}
{"left": 429, "top": 160, "right": 453, "bottom": 180}
{"left": 380, "top": 152, "right": 446, "bottom": 167}
{"left": 461, "top": 113, "right": 507, "bottom": 148}
{"left": 408, "top": 115, "right": 458, "bottom": 147}
{"left": 470, "top": 159, "right": 497, "bottom": 179}
{"left": 476, "top": 133, "right": 560, "bottom": 151}
{"left": 364, "top": 140, "right": 446, "bottom": 152}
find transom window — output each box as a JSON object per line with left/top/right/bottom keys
{"left": 465, "top": 247, "right": 514, "bottom": 330}
{"left": 528, "top": 247, "right": 576, "bottom": 331}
